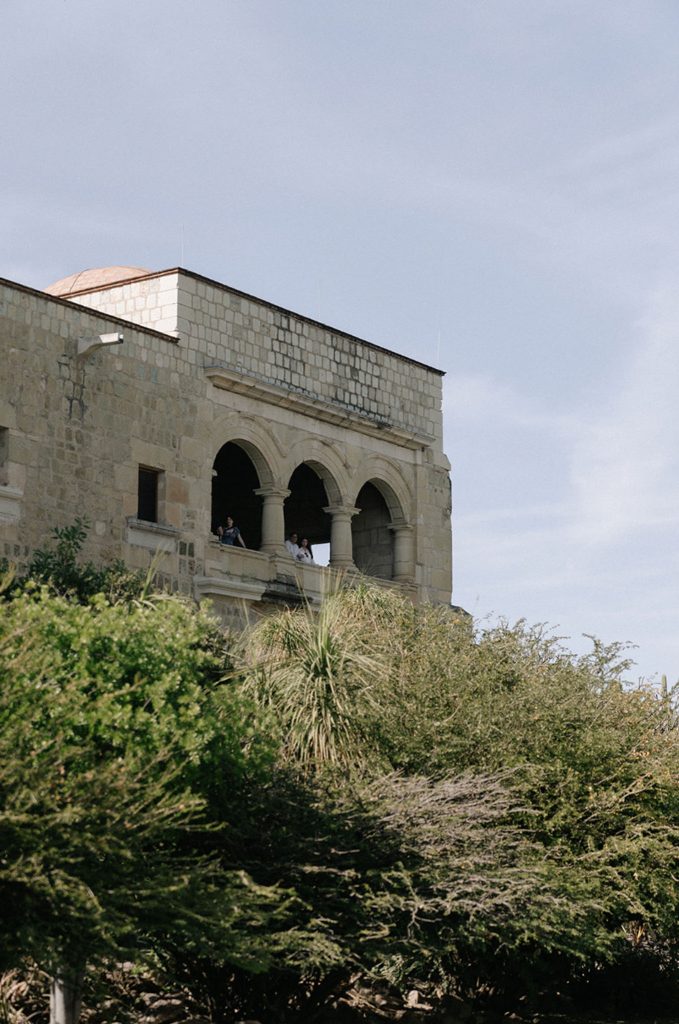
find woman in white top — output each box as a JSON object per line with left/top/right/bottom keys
{"left": 296, "top": 537, "right": 314, "bottom": 564}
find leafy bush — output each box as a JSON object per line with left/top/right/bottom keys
{"left": 232, "top": 585, "right": 678, "bottom": 1015}
{"left": 1, "top": 517, "right": 145, "bottom": 603}
{"left": 0, "top": 585, "right": 299, "bottom": 1010}
{"left": 1, "top": 573, "right": 676, "bottom": 1020}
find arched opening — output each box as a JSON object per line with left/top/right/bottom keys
{"left": 212, "top": 442, "right": 263, "bottom": 549}
{"left": 285, "top": 463, "right": 331, "bottom": 561}
{"left": 352, "top": 482, "right": 394, "bottom": 579}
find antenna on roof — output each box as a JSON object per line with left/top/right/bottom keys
{"left": 180, "top": 224, "right": 185, "bottom": 266}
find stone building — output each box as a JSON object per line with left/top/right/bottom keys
{"left": 0, "top": 265, "right": 452, "bottom": 624}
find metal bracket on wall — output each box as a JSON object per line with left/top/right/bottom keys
{"left": 76, "top": 332, "right": 124, "bottom": 362}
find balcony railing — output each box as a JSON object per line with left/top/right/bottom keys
{"left": 195, "top": 540, "right": 409, "bottom": 609}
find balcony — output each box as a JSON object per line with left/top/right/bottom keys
{"left": 195, "top": 540, "right": 327, "bottom": 607}
{"left": 194, "top": 541, "right": 411, "bottom": 613}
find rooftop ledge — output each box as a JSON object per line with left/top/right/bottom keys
{"left": 204, "top": 364, "right": 435, "bottom": 450}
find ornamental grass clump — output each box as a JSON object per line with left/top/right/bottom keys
{"left": 238, "top": 588, "right": 394, "bottom": 772}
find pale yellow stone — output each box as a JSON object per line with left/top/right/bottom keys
{"left": 0, "top": 268, "right": 453, "bottom": 614}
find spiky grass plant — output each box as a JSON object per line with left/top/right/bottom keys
{"left": 238, "top": 588, "right": 394, "bottom": 773}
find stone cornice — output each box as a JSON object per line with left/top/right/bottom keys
{"left": 193, "top": 575, "right": 267, "bottom": 603}
{"left": 125, "top": 517, "right": 180, "bottom": 551}
{"left": 204, "top": 365, "right": 435, "bottom": 451}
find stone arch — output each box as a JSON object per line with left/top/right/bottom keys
{"left": 281, "top": 441, "right": 348, "bottom": 562}
{"left": 209, "top": 417, "right": 280, "bottom": 551}
{"left": 283, "top": 438, "right": 350, "bottom": 507}
{"left": 351, "top": 459, "right": 413, "bottom": 580}
{"left": 208, "top": 413, "right": 281, "bottom": 488}
{"left": 284, "top": 461, "right": 342, "bottom": 554}
{"left": 351, "top": 457, "right": 412, "bottom": 523}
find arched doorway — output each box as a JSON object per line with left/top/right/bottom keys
{"left": 212, "top": 442, "right": 263, "bottom": 550}
{"left": 285, "top": 463, "right": 331, "bottom": 559}
{"left": 352, "top": 482, "right": 394, "bottom": 579}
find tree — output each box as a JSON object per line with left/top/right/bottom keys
{"left": 233, "top": 585, "right": 679, "bottom": 1017}
{"left": 3, "top": 578, "right": 677, "bottom": 1020}
{"left": 0, "top": 584, "right": 286, "bottom": 1023}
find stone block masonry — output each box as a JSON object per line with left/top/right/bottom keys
{"left": 0, "top": 266, "right": 453, "bottom": 617}
{"left": 67, "top": 269, "right": 444, "bottom": 445}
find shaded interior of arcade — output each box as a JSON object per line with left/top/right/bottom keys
{"left": 210, "top": 441, "right": 405, "bottom": 582}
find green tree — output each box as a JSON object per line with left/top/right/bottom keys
{"left": 3, "top": 577, "right": 677, "bottom": 1020}
{"left": 234, "top": 585, "right": 679, "bottom": 1016}
{"left": 0, "top": 585, "right": 287, "bottom": 1023}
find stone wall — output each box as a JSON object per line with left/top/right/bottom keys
{"left": 0, "top": 270, "right": 453, "bottom": 610}
{"left": 0, "top": 280, "right": 197, "bottom": 590}
{"left": 65, "top": 269, "right": 444, "bottom": 444}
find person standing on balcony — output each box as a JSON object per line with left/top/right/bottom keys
{"left": 296, "top": 537, "right": 314, "bottom": 564}
{"left": 285, "top": 532, "right": 300, "bottom": 558}
{"left": 218, "top": 515, "right": 247, "bottom": 547}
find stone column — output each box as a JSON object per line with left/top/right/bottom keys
{"left": 255, "top": 486, "right": 290, "bottom": 554}
{"left": 323, "top": 504, "right": 360, "bottom": 569}
{"left": 389, "top": 520, "right": 415, "bottom": 582}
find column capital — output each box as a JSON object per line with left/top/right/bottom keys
{"left": 388, "top": 519, "right": 413, "bottom": 534}
{"left": 255, "top": 486, "right": 291, "bottom": 501}
{"left": 323, "top": 504, "right": 360, "bottom": 520}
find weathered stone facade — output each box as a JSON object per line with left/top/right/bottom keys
{"left": 1, "top": 267, "right": 452, "bottom": 621}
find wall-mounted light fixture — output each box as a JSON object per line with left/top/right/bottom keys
{"left": 76, "top": 332, "right": 124, "bottom": 361}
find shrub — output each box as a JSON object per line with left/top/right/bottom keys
{"left": 234, "top": 586, "right": 678, "bottom": 1013}
{"left": 0, "top": 585, "right": 293, "bottom": 1020}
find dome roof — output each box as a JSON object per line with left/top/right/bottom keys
{"left": 45, "top": 266, "right": 153, "bottom": 297}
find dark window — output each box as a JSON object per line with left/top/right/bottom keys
{"left": 137, "top": 467, "right": 159, "bottom": 523}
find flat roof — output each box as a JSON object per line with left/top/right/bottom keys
{"left": 49, "top": 265, "right": 446, "bottom": 376}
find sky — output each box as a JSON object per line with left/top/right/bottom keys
{"left": 2, "top": 0, "right": 678, "bottom": 682}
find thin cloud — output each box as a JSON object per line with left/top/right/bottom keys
{"left": 569, "top": 285, "right": 679, "bottom": 545}
{"left": 443, "top": 372, "right": 576, "bottom": 434}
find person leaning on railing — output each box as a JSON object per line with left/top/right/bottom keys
{"left": 296, "top": 537, "right": 314, "bottom": 564}
{"left": 285, "top": 532, "right": 299, "bottom": 557}
{"left": 217, "top": 515, "right": 247, "bottom": 548}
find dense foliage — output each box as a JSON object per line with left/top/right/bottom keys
{"left": 227, "top": 589, "right": 678, "bottom": 1017}
{"left": 0, "top": 583, "right": 308, "bottom": 1006}
{"left": 0, "top": 534, "right": 677, "bottom": 1022}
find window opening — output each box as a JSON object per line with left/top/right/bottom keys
{"left": 212, "top": 442, "right": 262, "bottom": 549}
{"left": 137, "top": 467, "right": 160, "bottom": 523}
{"left": 285, "top": 463, "right": 331, "bottom": 556}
